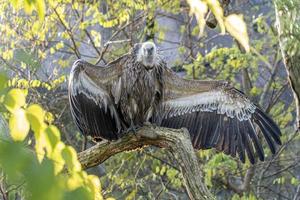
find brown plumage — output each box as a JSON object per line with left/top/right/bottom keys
{"left": 68, "top": 41, "right": 281, "bottom": 164}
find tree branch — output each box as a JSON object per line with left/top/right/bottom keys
{"left": 78, "top": 125, "right": 215, "bottom": 200}
{"left": 53, "top": 6, "right": 81, "bottom": 58}
{"left": 221, "top": 166, "right": 255, "bottom": 196}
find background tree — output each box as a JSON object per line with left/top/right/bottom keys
{"left": 274, "top": 0, "right": 300, "bottom": 130}
{"left": 0, "top": 0, "right": 299, "bottom": 199}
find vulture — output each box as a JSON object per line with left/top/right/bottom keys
{"left": 68, "top": 41, "right": 281, "bottom": 164}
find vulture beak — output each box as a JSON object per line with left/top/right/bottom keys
{"left": 137, "top": 41, "right": 157, "bottom": 69}
{"left": 143, "top": 46, "right": 156, "bottom": 69}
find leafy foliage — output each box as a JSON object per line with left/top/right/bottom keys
{"left": 0, "top": 75, "right": 104, "bottom": 199}
{"left": 0, "top": 0, "right": 298, "bottom": 199}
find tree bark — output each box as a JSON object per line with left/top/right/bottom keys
{"left": 78, "top": 125, "right": 215, "bottom": 200}
{"left": 274, "top": 3, "right": 300, "bottom": 130}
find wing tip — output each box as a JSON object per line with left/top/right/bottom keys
{"left": 253, "top": 109, "right": 282, "bottom": 149}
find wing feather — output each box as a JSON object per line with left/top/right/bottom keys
{"left": 240, "top": 121, "right": 256, "bottom": 164}
{"left": 159, "top": 69, "right": 282, "bottom": 163}
{"left": 246, "top": 121, "right": 264, "bottom": 161}
{"left": 69, "top": 59, "right": 125, "bottom": 140}
{"left": 236, "top": 121, "right": 246, "bottom": 163}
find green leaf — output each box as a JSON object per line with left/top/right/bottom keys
{"left": 0, "top": 140, "right": 31, "bottom": 179}
{"left": 64, "top": 186, "right": 92, "bottom": 200}
{"left": 0, "top": 73, "right": 8, "bottom": 91}
{"left": 291, "top": 177, "right": 300, "bottom": 186}
{"left": 14, "top": 49, "right": 41, "bottom": 70}
{"left": 4, "top": 89, "right": 27, "bottom": 112}
{"left": 9, "top": 108, "right": 30, "bottom": 141}
{"left": 125, "top": 189, "right": 137, "bottom": 200}
{"left": 225, "top": 14, "right": 250, "bottom": 52}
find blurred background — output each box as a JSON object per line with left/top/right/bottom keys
{"left": 0, "top": 0, "right": 299, "bottom": 199}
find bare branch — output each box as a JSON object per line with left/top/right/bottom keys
{"left": 53, "top": 7, "right": 81, "bottom": 58}
{"left": 221, "top": 166, "right": 255, "bottom": 196}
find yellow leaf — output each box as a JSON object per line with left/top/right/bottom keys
{"left": 125, "top": 189, "right": 137, "bottom": 200}
{"left": 87, "top": 175, "right": 103, "bottom": 200}
{"left": 26, "top": 104, "right": 45, "bottom": 133}
{"left": 225, "top": 14, "right": 250, "bottom": 52}
{"left": 55, "top": 41, "right": 64, "bottom": 50}
{"left": 4, "top": 89, "right": 27, "bottom": 112}
{"left": 10, "top": 0, "right": 19, "bottom": 8}
{"left": 205, "top": 0, "right": 225, "bottom": 34}
{"left": 187, "top": 0, "right": 208, "bottom": 36}
{"left": 62, "top": 146, "right": 82, "bottom": 172}
{"left": 23, "top": 0, "right": 34, "bottom": 14}
{"left": 45, "top": 112, "right": 54, "bottom": 124}
{"left": 35, "top": 138, "right": 46, "bottom": 162}
{"left": 9, "top": 108, "right": 30, "bottom": 141}
{"left": 50, "top": 141, "right": 65, "bottom": 175}
{"left": 45, "top": 125, "right": 61, "bottom": 151}
{"left": 67, "top": 173, "right": 84, "bottom": 190}
{"left": 35, "top": 0, "right": 45, "bottom": 21}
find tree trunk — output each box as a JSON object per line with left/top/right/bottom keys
{"left": 78, "top": 125, "right": 215, "bottom": 200}
{"left": 274, "top": 3, "right": 300, "bottom": 130}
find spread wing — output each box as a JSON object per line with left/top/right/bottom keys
{"left": 68, "top": 57, "right": 127, "bottom": 141}
{"left": 159, "top": 68, "right": 282, "bottom": 164}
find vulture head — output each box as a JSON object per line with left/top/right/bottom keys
{"left": 136, "top": 41, "right": 158, "bottom": 69}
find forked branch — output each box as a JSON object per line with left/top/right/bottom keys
{"left": 78, "top": 125, "right": 215, "bottom": 200}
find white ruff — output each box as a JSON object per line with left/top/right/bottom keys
{"left": 164, "top": 90, "right": 256, "bottom": 121}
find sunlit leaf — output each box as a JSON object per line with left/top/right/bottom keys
{"left": 125, "top": 189, "right": 136, "bottom": 200}
{"left": 205, "top": 0, "right": 225, "bottom": 34}
{"left": 26, "top": 104, "right": 45, "bottom": 133}
{"left": 51, "top": 141, "right": 65, "bottom": 174}
{"left": 35, "top": 0, "right": 45, "bottom": 21}
{"left": 86, "top": 175, "right": 103, "bottom": 200}
{"left": 10, "top": 0, "right": 19, "bottom": 8}
{"left": 23, "top": 0, "right": 34, "bottom": 14}
{"left": 225, "top": 14, "right": 250, "bottom": 52}
{"left": 187, "top": 0, "right": 208, "bottom": 36}
{"left": 62, "top": 146, "right": 82, "bottom": 172}
{"left": 67, "top": 172, "right": 84, "bottom": 190}
{"left": 35, "top": 134, "right": 47, "bottom": 162}
{"left": 9, "top": 108, "right": 30, "bottom": 141}
{"left": 4, "top": 89, "right": 27, "bottom": 112}
{"left": 45, "top": 112, "right": 54, "bottom": 124}
{"left": 46, "top": 125, "right": 60, "bottom": 148}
